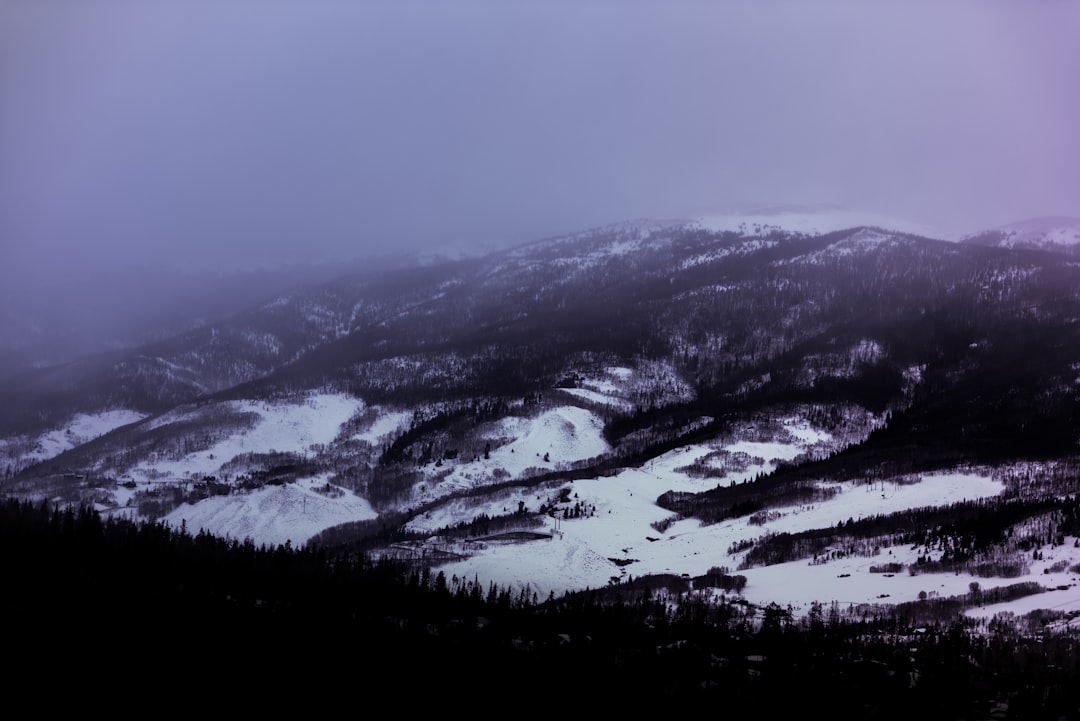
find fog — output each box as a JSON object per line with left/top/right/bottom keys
{"left": 3, "top": 1, "right": 1079, "bottom": 296}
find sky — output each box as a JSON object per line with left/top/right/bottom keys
{"left": 3, "top": 0, "right": 1080, "bottom": 292}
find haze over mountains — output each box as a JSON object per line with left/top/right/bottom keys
{"left": 5, "top": 207, "right": 1080, "bottom": 619}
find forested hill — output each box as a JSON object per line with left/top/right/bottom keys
{"left": 6, "top": 219, "right": 1080, "bottom": 459}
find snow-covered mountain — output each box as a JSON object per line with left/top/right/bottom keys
{"left": 5, "top": 211, "right": 1080, "bottom": 626}
{"left": 962, "top": 216, "right": 1080, "bottom": 255}
{"left": 690, "top": 203, "right": 952, "bottom": 240}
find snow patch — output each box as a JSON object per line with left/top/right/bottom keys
{"left": 353, "top": 409, "right": 411, "bottom": 445}
{"left": 416, "top": 406, "right": 611, "bottom": 498}
{"left": 130, "top": 393, "right": 361, "bottom": 482}
{"left": 163, "top": 474, "right": 376, "bottom": 548}
{"left": 9, "top": 409, "right": 146, "bottom": 465}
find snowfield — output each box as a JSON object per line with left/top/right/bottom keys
{"left": 429, "top": 430, "right": 1022, "bottom": 608}
{"left": 387, "top": 405, "right": 1080, "bottom": 621}
{"left": 1, "top": 409, "right": 146, "bottom": 468}
{"left": 352, "top": 408, "right": 411, "bottom": 445}
{"left": 556, "top": 386, "right": 633, "bottom": 411}
{"left": 422, "top": 405, "right": 611, "bottom": 495}
{"left": 127, "top": 392, "right": 362, "bottom": 482}
{"left": 162, "top": 474, "right": 376, "bottom": 548}
{"left": 492, "top": 406, "right": 609, "bottom": 468}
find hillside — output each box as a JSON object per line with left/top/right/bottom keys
{"left": 8, "top": 496, "right": 1080, "bottom": 718}
{"left": 962, "top": 217, "right": 1080, "bottom": 256}
{"left": 4, "top": 212, "right": 1080, "bottom": 626}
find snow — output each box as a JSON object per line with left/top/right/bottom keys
{"left": 491, "top": 406, "right": 609, "bottom": 466}
{"left": 353, "top": 408, "right": 410, "bottom": 445}
{"left": 13, "top": 409, "right": 146, "bottom": 464}
{"left": 796, "top": 339, "right": 888, "bottom": 386}
{"left": 554, "top": 370, "right": 636, "bottom": 411}
{"left": 606, "top": 238, "right": 646, "bottom": 256}
{"left": 823, "top": 229, "right": 897, "bottom": 256}
{"left": 431, "top": 443, "right": 1018, "bottom": 610}
{"left": 979, "top": 216, "right": 1080, "bottom": 249}
{"left": 129, "top": 392, "right": 361, "bottom": 482}
{"left": 747, "top": 472, "right": 1004, "bottom": 537}
{"left": 1044, "top": 226, "right": 1080, "bottom": 246}
{"left": 162, "top": 474, "right": 377, "bottom": 548}
{"left": 965, "top": 572, "right": 1080, "bottom": 625}
{"left": 131, "top": 392, "right": 1080, "bottom": 624}
{"left": 680, "top": 239, "right": 776, "bottom": 268}
{"left": 424, "top": 418, "right": 814, "bottom": 593}
{"left": 423, "top": 406, "right": 611, "bottom": 495}
{"left": 691, "top": 206, "right": 950, "bottom": 240}
{"left": 557, "top": 386, "right": 630, "bottom": 409}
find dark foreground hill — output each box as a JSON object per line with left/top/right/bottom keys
{"left": 5, "top": 497, "right": 1080, "bottom": 719}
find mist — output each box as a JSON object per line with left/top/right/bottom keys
{"left": 3, "top": 0, "right": 1079, "bottom": 297}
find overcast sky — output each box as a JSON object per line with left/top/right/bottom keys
{"left": 3, "top": 0, "right": 1079, "bottom": 291}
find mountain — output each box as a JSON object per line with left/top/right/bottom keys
{"left": 5, "top": 211, "right": 1080, "bottom": 627}
{"left": 690, "top": 203, "right": 953, "bottom": 239}
{"left": 0, "top": 253, "right": 426, "bottom": 381}
{"left": 961, "top": 216, "right": 1080, "bottom": 256}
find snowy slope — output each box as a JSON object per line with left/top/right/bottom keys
{"left": 126, "top": 392, "right": 361, "bottom": 483}
{"left": 691, "top": 204, "right": 950, "bottom": 240}
{"left": 0, "top": 409, "right": 146, "bottom": 471}
{"left": 162, "top": 474, "right": 376, "bottom": 548}
{"left": 414, "top": 405, "right": 611, "bottom": 500}
{"left": 963, "top": 216, "right": 1080, "bottom": 253}
{"left": 427, "top": 417, "right": 1017, "bottom": 607}
{"left": 388, "top": 402, "right": 1080, "bottom": 619}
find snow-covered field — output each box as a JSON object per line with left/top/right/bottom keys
{"left": 126, "top": 392, "right": 361, "bottom": 483}
{"left": 400, "top": 406, "right": 1080, "bottom": 619}
{"left": 352, "top": 408, "right": 411, "bottom": 445}
{"left": 1, "top": 409, "right": 145, "bottom": 467}
{"left": 161, "top": 474, "right": 376, "bottom": 548}
{"left": 429, "top": 451, "right": 1021, "bottom": 607}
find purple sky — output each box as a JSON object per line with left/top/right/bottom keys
{"left": 3, "top": 1, "right": 1079, "bottom": 289}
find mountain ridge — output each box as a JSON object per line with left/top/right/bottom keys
{"left": 961, "top": 216, "right": 1080, "bottom": 255}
